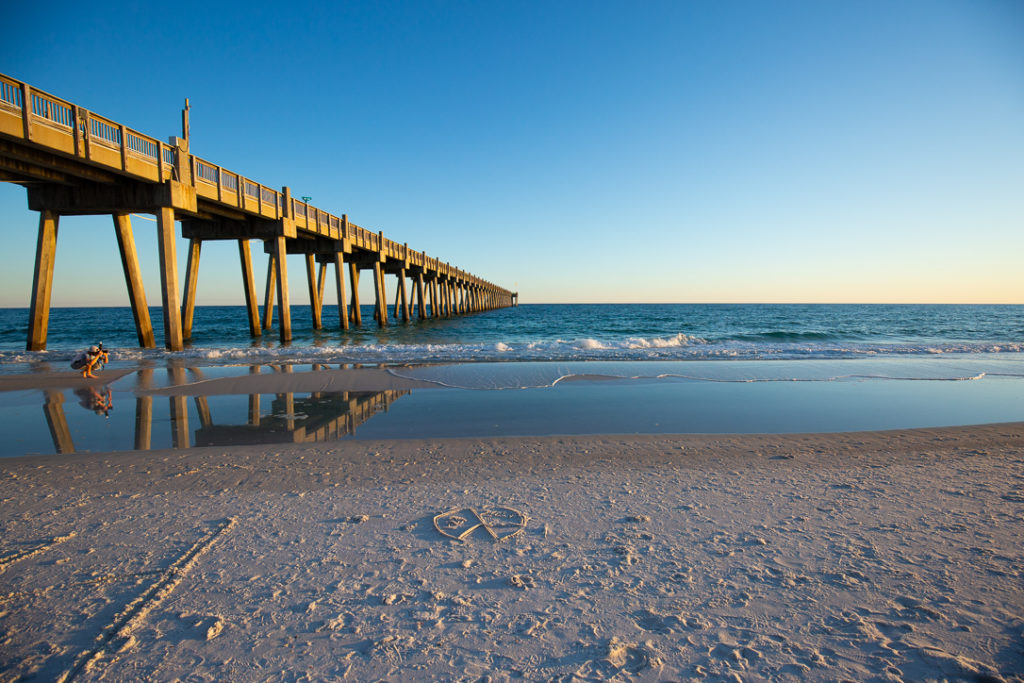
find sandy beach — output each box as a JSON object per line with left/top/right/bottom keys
{"left": 1, "top": 371, "right": 1022, "bottom": 683}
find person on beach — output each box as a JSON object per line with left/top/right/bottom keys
{"left": 71, "top": 343, "right": 108, "bottom": 379}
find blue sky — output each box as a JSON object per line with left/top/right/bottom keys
{"left": 1, "top": 0, "right": 1022, "bottom": 306}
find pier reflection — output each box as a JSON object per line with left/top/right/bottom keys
{"left": 36, "top": 365, "right": 409, "bottom": 454}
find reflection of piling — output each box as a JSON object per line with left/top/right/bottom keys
{"left": 42, "top": 390, "right": 74, "bottom": 454}
{"left": 195, "top": 397, "right": 212, "bottom": 429}
{"left": 193, "top": 388, "right": 410, "bottom": 446}
{"left": 168, "top": 366, "right": 190, "bottom": 448}
{"left": 134, "top": 368, "right": 153, "bottom": 450}
{"left": 135, "top": 395, "right": 152, "bottom": 450}
{"left": 248, "top": 365, "right": 261, "bottom": 425}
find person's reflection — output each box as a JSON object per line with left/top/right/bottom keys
{"left": 74, "top": 385, "right": 113, "bottom": 418}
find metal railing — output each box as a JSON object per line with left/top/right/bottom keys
{"left": 126, "top": 130, "right": 158, "bottom": 159}
{"left": 0, "top": 79, "right": 21, "bottom": 109}
{"left": 195, "top": 158, "right": 219, "bottom": 184}
{"left": 90, "top": 117, "right": 121, "bottom": 146}
{"left": 31, "top": 93, "right": 73, "bottom": 128}
{"left": 260, "top": 186, "right": 279, "bottom": 207}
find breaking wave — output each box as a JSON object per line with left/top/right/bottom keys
{"left": 1, "top": 336, "right": 1021, "bottom": 372}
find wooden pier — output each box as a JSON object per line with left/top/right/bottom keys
{"left": 0, "top": 73, "right": 517, "bottom": 351}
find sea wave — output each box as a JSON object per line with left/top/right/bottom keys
{"left": 1, "top": 336, "right": 1021, "bottom": 371}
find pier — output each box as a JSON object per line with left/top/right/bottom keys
{"left": 0, "top": 73, "right": 517, "bottom": 351}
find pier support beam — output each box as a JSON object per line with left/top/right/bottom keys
{"left": 181, "top": 238, "right": 201, "bottom": 340}
{"left": 333, "top": 253, "right": 349, "bottom": 330}
{"left": 373, "top": 262, "right": 388, "bottom": 327}
{"left": 397, "top": 269, "right": 410, "bottom": 322}
{"left": 238, "top": 240, "right": 261, "bottom": 337}
{"left": 393, "top": 277, "right": 402, "bottom": 320}
{"left": 348, "top": 262, "right": 362, "bottom": 326}
{"left": 157, "top": 206, "right": 184, "bottom": 351}
{"left": 262, "top": 253, "right": 276, "bottom": 330}
{"left": 26, "top": 210, "right": 59, "bottom": 351}
{"left": 317, "top": 262, "right": 327, "bottom": 318}
{"left": 113, "top": 213, "right": 156, "bottom": 348}
{"left": 305, "top": 254, "right": 322, "bottom": 330}
{"left": 272, "top": 236, "right": 292, "bottom": 342}
{"left": 416, "top": 273, "right": 426, "bottom": 320}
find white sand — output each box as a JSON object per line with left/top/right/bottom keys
{"left": 1, "top": 423, "right": 1022, "bottom": 681}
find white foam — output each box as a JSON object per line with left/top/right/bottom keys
{"left": 0, "top": 338, "right": 1021, "bottom": 371}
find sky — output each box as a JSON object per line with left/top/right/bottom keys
{"left": 1, "top": 0, "right": 1022, "bottom": 306}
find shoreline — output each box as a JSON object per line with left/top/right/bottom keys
{"left": 1, "top": 359, "right": 1023, "bottom": 456}
{"left": 1, "top": 424, "right": 1023, "bottom": 680}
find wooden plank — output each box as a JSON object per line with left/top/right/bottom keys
{"left": 238, "top": 240, "right": 261, "bottom": 337}
{"left": 26, "top": 210, "right": 59, "bottom": 351}
{"left": 181, "top": 238, "right": 201, "bottom": 340}
{"left": 113, "top": 213, "right": 156, "bottom": 348}
{"left": 20, "top": 83, "right": 32, "bottom": 140}
{"left": 156, "top": 207, "right": 184, "bottom": 351}
{"left": 118, "top": 124, "right": 128, "bottom": 172}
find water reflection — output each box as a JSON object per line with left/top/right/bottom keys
{"left": 193, "top": 390, "right": 408, "bottom": 447}
{"left": 32, "top": 364, "right": 410, "bottom": 455}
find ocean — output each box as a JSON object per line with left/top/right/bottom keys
{"left": 1, "top": 303, "right": 1022, "bottom": 368}
{"left": 0, "top": 304, "right": 1022, "bottom": 453}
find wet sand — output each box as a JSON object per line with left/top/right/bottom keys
{"left": 1, "top": 413, "right": 1022, "bottom": 681}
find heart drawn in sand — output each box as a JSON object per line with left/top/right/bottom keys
{"left": 433, "top": 506, "right": 527, "bottom": 542}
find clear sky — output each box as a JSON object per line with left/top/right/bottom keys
{"left": 1, "top": 0, "right": 1022, "bottom": 306}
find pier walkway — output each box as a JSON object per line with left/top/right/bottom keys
{"left": 0, "top": 73, "right": 517, "bottom": 351}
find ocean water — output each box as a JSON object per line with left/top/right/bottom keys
{"left": 0, "top": 304, "right": 1021, "bottom": 452}
{"left": 1, "top": 303, "right": 1022, "bottom": 369}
